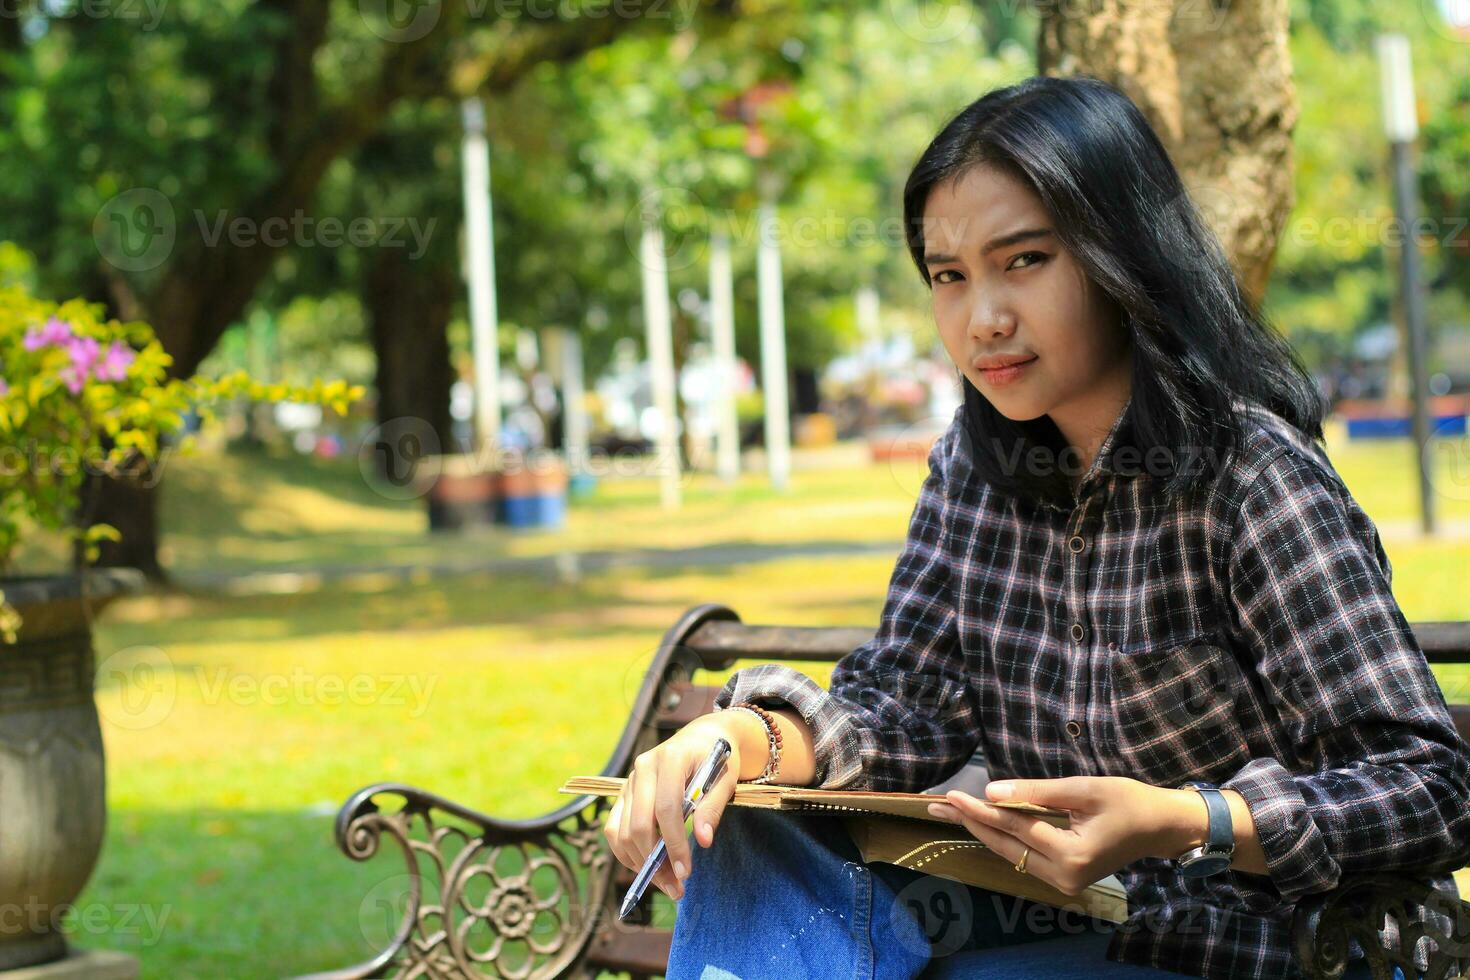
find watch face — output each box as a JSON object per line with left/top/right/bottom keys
{"left": 1179, "top": 853, "right": 1232, "bottom": 877}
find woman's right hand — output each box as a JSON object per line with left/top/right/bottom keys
{"left": 602, "top": 710, "right": 765, "bottom": 900}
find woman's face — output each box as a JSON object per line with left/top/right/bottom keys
{"left": 921, "top": 163, "right": 1130, "bottom": 428}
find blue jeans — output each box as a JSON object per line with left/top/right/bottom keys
{"left": 665, "top": 807, "right": 1392, "bottom": 980}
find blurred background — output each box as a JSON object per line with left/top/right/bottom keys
{"left": 1, "top": 0, "right": 1468, "bottom": 976}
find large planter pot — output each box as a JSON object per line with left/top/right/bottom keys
{"left": 495, "top": 454, "right": 568, "bottom": 530}
{"left": 0, "top": 569, "right": 144, "bottom": 970}
{"left": 424, "top": 455, "right": 498, "bottom": 531}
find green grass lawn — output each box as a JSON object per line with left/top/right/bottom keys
{"left": 72, "top": 433, "right": 1470, "bottom": 977}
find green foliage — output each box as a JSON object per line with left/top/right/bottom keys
{"left": 1268, "top": 1, "right": 1470, "bottom": 349}
{"left": 201, "top": 297, "right": 375, "bottom": 391}
{"left": 1420, "top": 70, "right": 1470, "bottom": 301}
{"left": 735, "top": 388, "right": 766, "bottom": 427}
{"left": 486, "top": 3, "right": 1033, "bottom": 377}
{"left": 0, "top": 270, "right": 364, "bottom": 587}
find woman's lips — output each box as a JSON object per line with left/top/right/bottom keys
{"left": 974, "top": 355, "right": 1037, "bottom": 387}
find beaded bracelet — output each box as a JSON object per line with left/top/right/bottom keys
{"left": 726, "top": 702, "right": 783, "bottom": 784}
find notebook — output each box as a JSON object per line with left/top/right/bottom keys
{"left": 558, "top": 776, "right": 1127, "bottom": 923}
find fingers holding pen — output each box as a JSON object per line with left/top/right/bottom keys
{"left": 602, "top": 796, "right": 628, "bottom": 868}
{"left": 655, "top": 758, "right": 696, "bottom": 891}
{"left": 630, "top": 753, "right": 684, "bottom": 899}
{"left": 608, "top": 764, "right": 673, "bottom": 899}
{"left": 605, "top": 725, "right": 738, "bottom": 906}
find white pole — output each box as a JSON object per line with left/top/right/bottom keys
{"left": 560, "top": 328, "right": 589, "bottom": 477}
{"left": 461, "top": 97, "right": 501, "bottom": 453}
{"left": 756, "top": 178, "right": 791, "bottom": 491}
{"left": 710, "top": 228, "right": 740, "bottom": 484}
{"left": 1376, "top": 34, "right": 1418, "bottom": 143}
{"left": 639, "top": 196, "right": 682, "bottom": 509}
{"left": 1377, "top": 34, "right": 1435, "bottom": 535}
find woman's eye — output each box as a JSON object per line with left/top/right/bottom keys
{"left": 932, "top": 269, "right": 961, "bottom": 284}
{"left": 1007, "top": 251, "right": 1048, "bottom": 271}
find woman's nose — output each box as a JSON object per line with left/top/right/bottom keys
{"left": 968, "top": 297, "right": 1017, "bottom": 340}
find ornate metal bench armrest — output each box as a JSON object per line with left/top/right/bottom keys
{"left": 1292, "top": 872, "right": 1470, "bottom": 980}
{"left": 292, "top": 782, "right": 615, "bottom": 980}
{"left": 291, "top": 605, "right": 751, "bottom": 979}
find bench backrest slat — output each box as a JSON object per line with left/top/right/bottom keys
{"left": 685, "top": 621, "right": 1470, "bottom": 666}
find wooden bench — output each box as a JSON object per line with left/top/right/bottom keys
{"left": 298, "top": 604, "right": 1470, "bottom": 980}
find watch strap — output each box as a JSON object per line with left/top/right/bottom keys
{"left": 1183, "top": 781, "right": 1233, "bottom": 852}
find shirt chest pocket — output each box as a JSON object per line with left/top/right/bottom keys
{"left": 1105, "top": 633, "right": 1253, "bottom": 785}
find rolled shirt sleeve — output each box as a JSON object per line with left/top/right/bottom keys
{"left": 1222, "top": 447, "right": 1470, "bottom": 903}
{"left": 713, "top": 412, "right": 983, "bottom": 792}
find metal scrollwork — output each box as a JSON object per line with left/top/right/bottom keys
{"left": 1293, "top": 874, "right": 1470, "bottom": 980}
{"left": 297, "top": 784, "right": 616, "bottom": 979}
{"left": 297, "top": 605, "right": 747, "bottom": 980}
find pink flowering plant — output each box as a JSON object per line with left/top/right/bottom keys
{"left": 0, "top": 282, "right": 362, "bottom": 575}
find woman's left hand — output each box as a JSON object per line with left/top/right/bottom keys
{"left": 927, "top": 776, "right": 1200, "bottom": 896}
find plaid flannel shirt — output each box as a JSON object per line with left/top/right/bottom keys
{"left": 714, "top": 397, "right": 1470, "bottom": 979}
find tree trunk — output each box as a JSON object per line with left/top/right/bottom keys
{"left": 86, "top": 10, "right": 688, "bottom": 578}
{"left": 1038, "top": 0, "right": 1296, "bottom": 304}
{"left": 365, "top": 247, "right": 457, "bottom": 453}
{"left": 85, "top": 460, "right": 165, "bottom": 583}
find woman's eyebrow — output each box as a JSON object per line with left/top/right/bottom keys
{"left": 923, "top": 227, "right": 1055, "bottom": 267}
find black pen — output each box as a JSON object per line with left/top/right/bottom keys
{"left": 618, "top": 738, "right": 731, "bottom": 920}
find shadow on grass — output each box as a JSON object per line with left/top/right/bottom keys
{"left": 96, "top": 573, "right": 695, "bottom": 650}
{"left": 97, "top": 543, "right": 902, "bottom": 651}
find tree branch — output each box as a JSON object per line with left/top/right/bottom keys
{"left": 147, "top": 0, "right": 748, "bottom": 376}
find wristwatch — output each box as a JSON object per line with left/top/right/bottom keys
{"left": 1175, "top": 781, "right": 1235, "bottom": 877}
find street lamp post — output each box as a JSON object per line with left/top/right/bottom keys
{"left": 639, "top": 192, "right": 683, "bottom": 510}
{"left": 1376, "top": 34, "right": 1436, "bottom": 535}
{"left": 709, "top": 227, "right": 741, "bottom": 483}
{"left": 460, "top": 97, "right": 502, "bottom": 454}
{"left": 722, "top": 82, "right": 794, "bottom": 493}
{"left": 756, "top": 168, "right": 791, "bottom": 492}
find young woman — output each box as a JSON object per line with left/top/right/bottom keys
{"left": 603, "top": 76, "right": 1470, "bottom": 979}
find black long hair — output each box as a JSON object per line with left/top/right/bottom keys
{"left": 902, "top": 75, "right": 1324, "bottom": 507}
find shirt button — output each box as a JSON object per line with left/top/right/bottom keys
{"left": 1108, "top": 641, "right": 1119, "bottom": 652}
{"left": 1071, "top": 622, "right": 1087, "bottom": 643}
{"left": 1068, "top": 535, "right": 1086, "bottom": 554}
{"left": 1065, "top": 720, "right": 1084, "bottom": 738}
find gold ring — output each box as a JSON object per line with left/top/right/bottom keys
{"left": 1014, "top": 846, "right": 1030, "bottom": 875}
